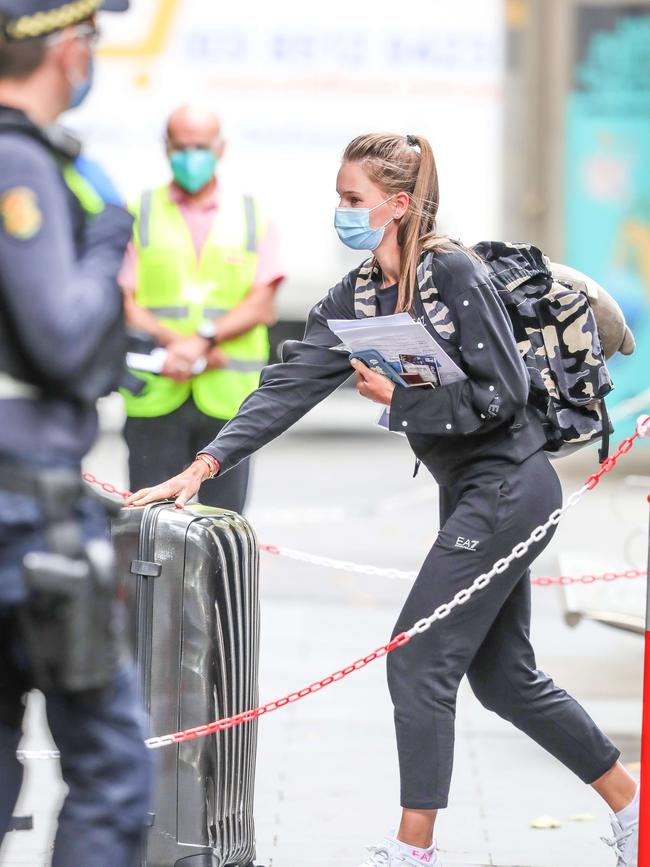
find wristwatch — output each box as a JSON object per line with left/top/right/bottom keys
{"left": 197, "top": 320, "right": 219, "bottom": 346}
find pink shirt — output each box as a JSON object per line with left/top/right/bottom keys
{"left": 119, "top": 181, "right": 285, "bottom": 293}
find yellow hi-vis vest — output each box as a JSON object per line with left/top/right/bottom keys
{"left": 121, "top": 185, "right": 269, "bottom": 419}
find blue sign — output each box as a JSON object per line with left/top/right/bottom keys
{"left": 565, "top": 10, "right": 650, "bottom": 437}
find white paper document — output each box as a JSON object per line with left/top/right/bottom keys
{"left": 327, "top": 313, "right": 466, "bottom": 386}
{"left": 126, "top": 349, "right": 207, "bottom": 375}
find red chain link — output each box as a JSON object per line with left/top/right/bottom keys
{"left": 157, "top": 631, "right": 411, "bottom": 745}
{"left": 144, "top": 432, "right": 644, "bottom": 747}
{"left": 88, "top": 483, "right": 646, "bottom": 587}
{"left": 584, "top": 433, "right": 638, "bottom": 490}
{"left": 82, "top": 471, "right": 132, "bottom": 500}
{"left": 82, "top": 432, "right": 645, "bottom": 747}
{"left": 531, "top": 568, "right": 646, "bottom": 587}
{"left": 84, "top": 433, "right": 641, "bottom": 505}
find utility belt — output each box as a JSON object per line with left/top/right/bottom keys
{"left": 0, "top": 461, "right": 125, "bottom": 693}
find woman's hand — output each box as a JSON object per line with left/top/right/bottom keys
{"left": 351, "top": 359, "right": 395, "bottom": 406}
{"left": 125, "top": 459, "right": 211, "bottom": 510}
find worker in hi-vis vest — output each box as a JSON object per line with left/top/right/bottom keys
{"left": 119, "top": 104, "right": 285, "bottom": 514}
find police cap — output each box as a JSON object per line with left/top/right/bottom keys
{"left": 0, "top": 0, "right": 129, "bottom": 42}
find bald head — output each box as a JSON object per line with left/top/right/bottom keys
{"left": 166, "top": 103, "right": 223, "bottom": 153}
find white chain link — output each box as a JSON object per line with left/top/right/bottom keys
{"left": 263, "top": 483, "right": 591, "bottom": 584}
{"left": 17, "top": 749, "right": 60, "bottom": 760}
{"left": 145, "top": 733, "right": 175, "bottom": 749}
{"left": 263, "top": 545, "right": 417, "bottom": 581}
{"left": 144, "top": 481, "right": 593, "bottom": 750}
{"left": 403, "top": 485, "right": 589, "bottom": 638}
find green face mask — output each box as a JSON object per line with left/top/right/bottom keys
{"left": 170, "top": 148, "right": 217, "bottom": 193}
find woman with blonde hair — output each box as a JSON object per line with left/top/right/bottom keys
{"left": 128, "top": 133, "right": 639, "bottom": 867}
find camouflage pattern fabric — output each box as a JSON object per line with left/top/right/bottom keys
{"left": 353, "top": 251, "right": 457, "bottom": 339}
{"left": 353, "top": 258, "right": 381, "bottom": 318}
{"left": 475, "top": 241, "right": 612, "bottom": 452}
{"left": 353, "top": 241, "right": 613, "bottom": 454}
{"left": 415, "top": 253, "right": 457, "bottom": 341}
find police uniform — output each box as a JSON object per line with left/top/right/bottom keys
{"left": 198, "top": 248, "right": 621, "bottom": 810}
{"left": 0, "top": 2, "right": 152, "bottom": 864}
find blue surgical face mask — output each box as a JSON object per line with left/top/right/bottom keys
{"left": 170, "top": 148, "right": 218, "bottom": 194}
{"left": 67, "top": 54, "right": 94, "bottom": 110}
{"left": 334, "top": 196, "right": 396, "bottom": 251}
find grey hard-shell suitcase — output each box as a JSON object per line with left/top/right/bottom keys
{"left": 112, "top": 502, "right": 261, "bottom": 867}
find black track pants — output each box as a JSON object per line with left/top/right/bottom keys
{"left": 387, "top": 450, "right": 620, "bottom": 809}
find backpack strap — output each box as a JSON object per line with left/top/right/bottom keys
{"left": 352, "top": 251, "right": 457, "bottom": 342}
{"left": 416, "top": 252, "right": 456, "bottom": 341}
{"left": 598, "top": 399, "right": 611, "bottom": 463}
{"left": 353, "top": 258, "right": 379, "bottom": 318}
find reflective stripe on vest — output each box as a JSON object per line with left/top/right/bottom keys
{"left": 226, "top": 359, "right": 265, "bottom": 372}
{"left": 144, "top": 305, "right": 230, "bottom": 319}
{"left": 121, "top": 186, "right": 269, "bottom": 420}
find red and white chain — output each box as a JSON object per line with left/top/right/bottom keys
{"left": 82, "top": 471, "right": 131, "bottom": 500}
{"left": 142, "top": 432, "right": 642, "bottom": 749}
{"left": 260, "top": 543, "right": 646, "bottom": 587}
{"left": 532, "top": 568, "right": 645, "bottom": 586}
{"left": 19, "top": 432, "right": 644, "bottom": 760}
{"left": 401, "top": 456, "right": 632, "bottom": 641}
{"left": 260, "top": 543, "right": 418, "bottom": 580}
{"left": 86, "top": 476, "right": 642, "bottom": 588}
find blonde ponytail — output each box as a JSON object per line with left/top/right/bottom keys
{"left": 342, "top": 133, "right": 462, "bottom": 311}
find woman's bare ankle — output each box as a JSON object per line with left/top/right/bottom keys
{"left": 397, "top": 808, "right": 437, "bottom": 849}
{"left": 591, "top": 761, "right": 638, "bottom": 813}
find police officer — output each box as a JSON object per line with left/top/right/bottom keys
{"left": 129, "top": 132, "right": 640, "bottom": 867}
{"left": 0, "top": 2, "right": 153, "bottom": 865}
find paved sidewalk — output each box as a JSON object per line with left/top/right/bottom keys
{"left": 1, "top": 431, "right": 644, "bottom": 867}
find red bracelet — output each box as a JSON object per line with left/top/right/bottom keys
{"left": 196, "top": 453, "right": 220, "bottom": 479}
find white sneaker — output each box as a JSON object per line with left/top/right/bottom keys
{"left": 357, "top": 834, "right": 440, "bottom": 866}
{"left": 601, "top": 814, "right": 639, "bottom": 866}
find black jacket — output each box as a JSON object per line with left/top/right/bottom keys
{"left": 0, "top": 107, "right": 132, "bottom": 463}
{"left": 202, "top": 248, "right": 546, "bottom": 486}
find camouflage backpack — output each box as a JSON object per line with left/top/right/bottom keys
{"left": 475, "top": 241, "right": 618, "bottom": 459}
{"left": 354, "top": 241, "right": 635, "bottom": 459}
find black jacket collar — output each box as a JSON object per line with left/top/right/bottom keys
{"left": 0, "top": 105, "right": 81, "bottom": 160}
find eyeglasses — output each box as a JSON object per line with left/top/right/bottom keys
{"left": 74, "top": 22, "right": 101, "bottom": 47}
{"left": 45, "top": 21, "right": 102, "bottom": 49}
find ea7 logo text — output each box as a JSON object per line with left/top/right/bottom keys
{"left": 455, "top": 537, "right": 479, "bottom": 551}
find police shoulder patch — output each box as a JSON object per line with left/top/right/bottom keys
{"left": 0, "top": 186, "right": 43, "bottom": 240}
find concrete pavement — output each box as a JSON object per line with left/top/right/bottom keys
{"left": 0, "top": 429, "right": 645, "bottom": 867}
